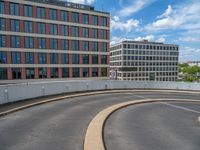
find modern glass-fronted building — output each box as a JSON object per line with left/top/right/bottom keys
{"left": 110, "top": 40, "right": 179, "bottom": 81}
{"left": 0, "top": 0, "right": 110, "bottom": 80}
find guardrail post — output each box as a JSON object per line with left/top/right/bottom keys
{"left": 4, "top": 89, "right": 8, "bottom": 104}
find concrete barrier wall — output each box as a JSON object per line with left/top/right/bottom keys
{"left": 0, "top": 80, "right": 200, "bottom": 105}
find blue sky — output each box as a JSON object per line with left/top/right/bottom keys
{"left": 68, "top": 0, "right": 200, "bottom": 62}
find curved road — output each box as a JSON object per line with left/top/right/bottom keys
{"left": 0, "top": 91, "right": 200, "bottom": 150}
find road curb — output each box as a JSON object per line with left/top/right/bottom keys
{"left": 84, "top": 99, "right": 200, "bottom": 150}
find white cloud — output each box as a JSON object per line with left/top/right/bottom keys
{"left": 180, "top": 46, "right": 200, "bottom": 61}
{"left": 157, "top": 5, "right": 173, "bottom": 19}
{"left": 66, "top": 0, "right": 95, "bottom": 5}
{"left": 134, "top": 35, "right": 154, "bottom": 41}
{"left": 156, "top": 37, "right": 166, "bottom": 43}
{"left": 111, "top": 16, "right": 140, "bottom": 32}
{"left": 177, "top": 37, "right": 200, "bottom": 42}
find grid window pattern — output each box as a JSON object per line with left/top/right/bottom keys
{"left": 101, "top": 55, "right": 107, "bottom": 64}
{"left": 61, "top": 39, "right": 69, "bottom": 50}
{"left": 49, "top": 9, "right": 57, "bottom": 20}
{"left": 10, "top": 19, "right": 20, "bottom": 32}
{"left": 92, "top": 29, "right": 98, "bottom": 38}
{"left": 60, "top": 11, "right": 68, "bottom": 21}
{"left": 92, "top": 15, "right": 98, "bottom": 25}
{"left": 24, "top": 21, "right": 34, "bottom": 33}
{"left": 50, "top": 39, "right": 58, "bottom": 49}
{"left": 71, "top": 12, "right": 79, "bottom": 23}
{"left": 62, "top": 54, "right": 69, "bottom": 64}
{"left": 82, "top": 14, "right": 89, "bottom": 24}
{"left": 82, "top": 54, "right": 89, "bottom": 64}
{"left": 11, "top": 52, "right": 21, "bottom": 64}
{"left": 92, "top": 55, "right": 98, "bottom": 64}
{"left": 24, "top": 37, "right": 34, "bottom": 48}
{"left": 72, "top": 54, "right": 79, "bottom": 64}
{"left": 24, "top": 5, "right": 33, "bottom": 17}
{"left": 72, "top": 68, "right": 79, "bottom": 77}
{"left": 101, "top": 42, "right": 107, "bottom": 52}
{"left": 82, "top": 28, "right": 89, "bottom": 38}
{"left": 72, "top": 26, "right": 79, "bottom": 37}
{"left": 72, "top": 40, "right": 79, "bottom": 51}
{"left": 92, "top": 42, "right": 98, "bottom": 51}
{"left": 60, "top": 25, "right": 68, "bottom": 36}
{"left": 62, "top": 68, "right": 69, "bottom": 78}
{"left": 0, "top": 18, "right": 6, "bottom": 30}
{"left": 0, "top": 35, "right": 6, "bottom": 47}
{"left": 100, "top": 17, "right": 107, "bottom": 26}
{"left": 82, "top": 41, "right": 89, "bottom": 51}
{"left": 38, "top": 53, "right": 46, "bottom": 64}
{"left": 10, "top": 3, "right": 19, "bottom": 16}
{"left": 0, "top": 51, "right": 6, "bottom": 64}
{"left": 0, "top": 68, "right": 7, "bottom": 79}
{"left": 50, "top": 53, "right": 58, "bottom": 64}
{"left": 11, "top": 36, "right": 20, "bottom": 48}
{"left": 37, "top": 7, "right": 46, "bottom": 19}
{"left": 50, "top": 24, "right": 58, "bottom": 35}
{"left": 38, "top": 38, "right": 46, "bottom": 49}
{"left": 0, "top": 1, "right": 5, "bottom": 14}
{"left": 25, "top": 52, "right": 34, "bottom": 64}
{"left": 37, "top": 22, "right": 46, "bottom": 34}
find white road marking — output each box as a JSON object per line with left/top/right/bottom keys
{"left": 161, "top": 102, "right": 200, "bottom": 114}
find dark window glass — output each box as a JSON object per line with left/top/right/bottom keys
{"left": 10, "top": 3, "right": 19, "bottom": 16}
{"left": 61, "top": 39, "right": 69, "bottom": 50}
{"left": 39, "top": 68, "right": 47, "bottom": 78}
{"left": 101, "top": 55, "right": 107, "bottom": 64}
{"left": 49, "top": 24, "right": 58, "bottom": 35}
{"left": 24, "top": 5, "right": 33, "bottom": 17}
{"left": 72, "top": 68, "right": 79, "bottom": 77}
{"left": 10, "top": 19, "right": 20, "bottom": 32}
{"left": 92, "top": 42, "right": 98, "bottom": 51}
{"left": 62, "top": 53, "right": 69, "bottom": 64}
{"left": 12, "top": 68, "right": 21, "bottom": 79}
{"left": 82, "top": 41, "right": 89, "bottom": 51}
{"left": 24, "top": 21, "right": 33, "bottom": 33}
{"left": 24, "top": 37, "right": 34, "bottom": 48}
{"left": 11, "top": 36, "right": 20, "bottom": 48}
{"left": 50, "top": 68, "right": 58, "bottom": 78}
{"left": 100, "top": 30, "right": 107, "bottom": 39}
{"left": 92, "top": 54, "right": 98, "bottom": 64}
{"left": 60, "top": 11, "right": 68, "bottom": 21}
{"left": 50, "top": 53, "right": 58, "bottom": 64}
{"left": 82, "top": 14, "right": 89, "bottom": 24}
{"left": 50, "top": 39, "right": 58, "bottom": 49}
{"left": 37, "top": 7, "right": 46, "bottom": 19}
{"left": 11, "top": 52, "right": 21, "bottom": 64}
{"left": 38, "top": 53, "right": 46, "bottom": 64}
{"left": 26, "top": 68, "right": 34, "bottom": 79}
{"left": 82, "top": 27, "right": 89, "bottom": 38}
{"left": 72, "top": 40, "right": 79, "bottom": 51}
{"left": 92, "top": 29, "right": 98, "bottom": 38}
{"left": 92, "top": 15, "right": 98, "bottom": 25}
{"left": 82, "top": 54, "right": 89, "bottom": 64}
{"left": 37, "top": 22, "right": 46, "bottom": 34}
{"left": 0, "top": 35, "right": 6, "bottom": 47}
{"left": 82, "top": 68, "right": 89, "bottom": 77}
{"left": 72, "top": 54, "right": 79, "bottom": 64}
{"left": 25, "top": 52, "right": 34, "bottom": 64}
{"left": 60, "top": 25, "right": 68, "bottom": 36}
{"left": 0, "top": 68, "right": 7, "bottom": 79}
{"left": 72, "top": 26, "right": 79, "bottom": 37}
{"left": 62, "top": 68, "right": 69, "bottom": 78}
{"left": 92, "top": 68, "right": 98, "bottom": 77}
{"left": 38, "top": 38, "right": 46, "bottom": 49}
{"left": 0, "top": 18, "right": 6, "bottom": 30}
{"left": 71, "top": 12, "right": 79, "bottom": 23}
{"left": 100, "top": 17, "right": 107, "bottom": 26}
{"left": 49, "top": 9, "right": 57, "bottom": 20}
{"left": 0, "top": 1, "right": 5, "bottom": 14}
{"left": 0, "top": 51, "right": 6, "bottom": 64}
{"left": 101, "top": 68, "right": 107, "bottom": 77}
{"left": 101, "top": 42, "right": 107, "bottom": 52}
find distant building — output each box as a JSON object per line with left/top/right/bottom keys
{"left": 110, "top": 40, "right": 179, "bottom": 81}
{"left": 0, "top": 0, "right": 110, "bottom": 80}
{"left": 187, "top": 61, "right": 200, "bottom": 67}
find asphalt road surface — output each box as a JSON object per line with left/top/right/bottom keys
{"left": 0, "top": 91, "right": 200, "bottom": 150}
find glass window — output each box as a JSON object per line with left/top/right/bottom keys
{"left": 50, "top": 53, "right": 58, "bottom": 64}
{"left": 25, "top": 52, "right": 34, "bottom": 64}
{"left": 60, "top": 11, "right": 68, "bottom": 21}
{"left": 50, "top": 39, "right": 58, "bottom": 49}
{"left": 101, "top": 55, "right": 107, "bottom": 64}
{"left": 82, "top": 27, "right": 89, "bottom": 38}
{"left": 10, "top": 19, "right": 20, "bottom": 32}
{"left": 92, "top": 55, "right": 98, "bottom": 64}
{"left": 24, "top": 37, "right": 34, "bottom": 48}
{"left": 60, "top": 25, "right": 68, "bottom": 36}
{"left": 0, "top": 68, "right": 7, "bottom": 79}
{"left": 71, "top": 12, "right": 79, "bottom": 23}
{"left": 61, "top": 39, "right": 69, "bottom": 50}
{"left": 92, "top": 29, "right": 98, "bottom": 38}
{"left": 0, "top": 35, "right": 6, "bottom": 47}
{"left": 12, "top": 68, "right": 21, "bottom": 79}
{"left": 37, "top": 7, "right": 46, "bottom": 19}
{"left": 49, "top": 24, "right": 58, "bottom": 35}
{"left": 82, "top": 14, "right": 89, "bottom": 24}
{"left": 0, "top": 18, "right": 6, "bottom": 30}
{"left": 49, "top": 9, "right": 57, "bottom": 20}
{"left": 0, "top": 1, "right": 5, "bottom": 14}
{"left": 62, "top": 68, "right": 69, "bottom": 78}
{"left": 72, "top": 54, "right": 79, "bottom": 64}
{"left": 10, "top": 3, "right": 19, "bottom": 16}
{"left": 72, "top": 26, "right": 79, "bottom": 37}
{"left": 38, "top": 38, "right": 46, "bottom": 49}
{"left": 82, "top": 41, "right": 89, "bottom": 51}
{"left": 92, "top": 15, "right": 98, "bottom": 25}
{"left": 39, "top": 68, "right": 47, "bottom": 78}
{"left": 100, "top": 17, "right": 107, "bottom": 26}
{"left": 0, "top": 51, "right": 6, "bottom": 64}
{"left": 82, "top": 54, "right": 89, "bottom": 64}
{"left": 72, "top": 68, "right": 79, "bottom": 78}
{"left": 100, "top": 30, "right": 107, "bottom": 39}
{"left": 92, "top": 68, "right": 98, "bottom": 77}
{"left": 62, "top": 53, "right": 69, "bottom": 64}
{"left": 72, "top": 40, "right": 79, "bottom": 51}
{"left": 50, "top": 68, "right": 58, "bottom": 78}
{"left": 24, "top": 5, "right": 33, "bottom": 17}
{"left": 101, "top": 68, "right": 107, "bottom": 77}
{"left": 24, "top": 21, "right": 33, "bottom": 33}
{"left": 26, "top": 68, "right": 34, "bottom": 79}
{"left": 82, "top": 68, "right": 89, "bottom": 77}
{"left": 37, "top": 22, "right": 46, "bottom": 34}
{"left": 38, "top": 53, "right": 46, "bottom": 64}
{"left": 101, "top": 42, "right": 107, "bottom": 52}
{"left": 11, "top": 36, "right": 20, "bottom": 48}
{"left": 11, "top": 52, "right": 21, "bottom": 64}
{"left": 92, "top": 42, "right": 98, "bottom": 51}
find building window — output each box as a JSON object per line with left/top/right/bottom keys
{"left": 38, "top": 53, "right": 46, "bottom": 64}
{"left": 37, "top": 22, "right": 46, "bottom": 34}
{"left": 92, "top": 68, "right": 98, "bottom": 77}
{"left": 50, "top": 68, "right": 58, "bottom": 78}
{"left": 50, "top": 53, "right": 58, "bottom": 64}
{"left": 82, "top": 14, "right": 89, "bottom": 24}
{"left": 0, "top": 18, "right": 6, "bottom": 30}
{"left": 100, "top": 30, "right": 107, "bottom": 39}
{"left": 72, "top": 40, "right": 79, "bottom": 51}
{"left": 101, "top": 42, "right": 107, "bottom": 52}
{"left": 100, "top": 17, "right": 107, "bottom": 26}
{"left": 0, "top": 1, "right": 5, "bottom": 14}
{"left": 49, "top": 9, "right": 57, "bottom": 20}
{"left": 12, "top": 68, "right": 21, "bottom": 79}
{"left": 62, "top": 68, "right": 69, "bottom": 78}
{"left": 82, "top": 27, "right": 89, "bottom": 38}
{"left": 0, "top": 68, "right": 7, "bottom": 79}
{"left": 92, "top": 55, "right": 98, "bottom": 64}
{"left": 92, "top": 15, "right": 98, "bottom": 25}
{"left": 24, "top": 5, "right": 33, "bottom": 17}
{"left": 61, "top": 39, "right": 69, "bottom": 50}
{"left": 92, "top": 42, "right": 98, "bottom": 51}
{"left": 82, "top": 41, "right": 89, "bottom": 51}
{"left": 10, "top": 19, "right": 20, "bottom": 32}
{"left": 101, "top": 55, "right": 107, "bottom": 64}
{"left": 0, "top": 51, "right": 6, "bottom": 64}
{"left": 71, "top": 12, "right": 79, "bottom": 23}
{"left": 72, "top": 68, "right": 79, "bottom": 78}
{"left": 101, "top": 68, "right": 107, "bottom": 77}
{"left": 72, "top": 26, "right": 79, "bottom": 37}
{"left": 37, "top": 7, "right": 46, "bottom": 19}
{"left": 72, "top": 54, "right": 79, "bottom": 64}
{"left": 62, "top": 53, "right": 69, "bottom": 64}
{"left": 49, "top": 24, "right": 58, "bottom": 35}
{"left": 25, "top": 52, "right": 34, "bottom": 64}
{"left": 24, "top": 37, "right": 34, "bottom": 48}
{"left": 60, "top": 25, "right": 68, "bottom": 36}
{"left": 11, "top": 36, "right": 20, "bottom": 48}
{"left": 82, "top": 54, "right": 89, "bottom": 64}
{"left": 60, "top": 11, "right": 68, "bottom": 21}
{"left": 0, "top": 35, "right": 6, "bottom": 47}
{"left": 92, "top": 29, "right": 98, "bottom": 38}
{"left": 26, "top": 68, "right": 34, "bottom": 79}
{"left": 10, "top": 3, "right": 19, "bottom": 16}
{"left": 24, "top": 21, "right": 33, "bottom": 33}
{"left": 39, "top": 68, "right": 47, "bottom": 78}
{"left": 38, "top": 38, "right": 46, "bottom": 49}
{"left": 11, "top": 52, "right": 21, "bottom": 64}
{"left": 50, "top": 39, "right": 58, "bottom": 49}
{"left": 83, "top": 68, "right": 89, "bottom": 77}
